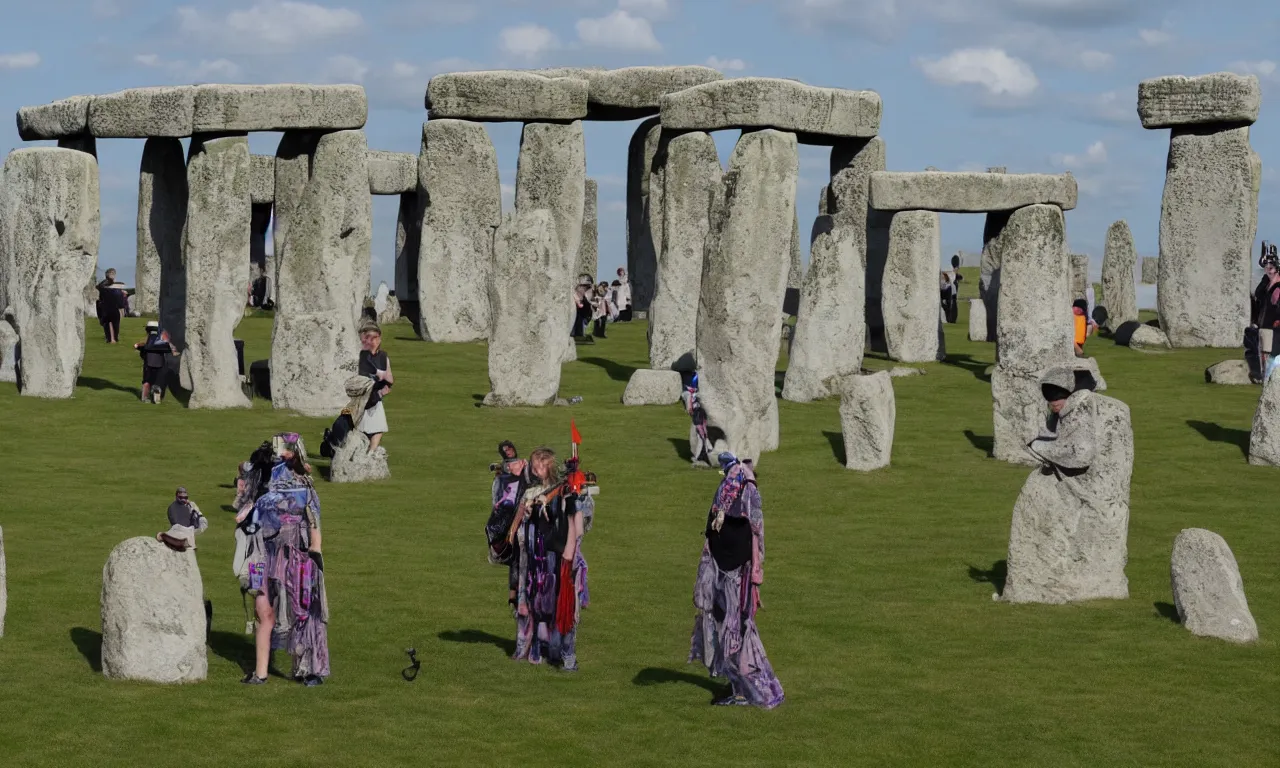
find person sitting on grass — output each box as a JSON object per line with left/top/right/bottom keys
{"left": 133, "top": 321, "right": 173, "bottom": 404}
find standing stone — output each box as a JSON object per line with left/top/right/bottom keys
{"left": 1158, "top": 126, "right": 1255, "bottom": 347}
{"left": 968, "top": 298, "right": 987, "bottom": 342}
{"left": 395, "top": 191, "right": 422, "bottom": 327}
{"left": 485, "top": 210, "right": 565, "bottom": 407}
{"left": 137, "top": 138, "right": 187, "bottom": 320}
{"left": 182, "top": 135, "right": 251, "bottom": 410}
{"left": 1141, "top": 256, "right": 1158, "bottom": 284}
{"left": 865, "top": 210, "right": 893, "bottom": 352}
{"left": 626, "top": 117, "right": 663, "bottom": 312}
{"left": 331, "top": 432, "right": 391, "bottom": 483}
{"left": 649, "top": 131, "right": 720, "bottom": 372}
{"left": 0, "top": 525, "right": 6, "bottom": 637}
{"left": 1102, "top": 220, "right": 1138, "bottom": 326}
{"left": 0, "top": 318, "right": 16, "bottom": 383}
{"left": 1070, "top": 254, "right": 1089, "bottom": 301}
{"left": 696, "top": 130, "right": 799, "bottom": 463}
{"left": 1248, "top": 370, "right": 1280, "bottom": 465}
{"left": 646, "top": 129, "right": 671, "bottom": 313}
{"left": 787, "top": 213, "right": 804, "bottom": 291}
{"left": 418, "top": 120, "right": 502, "bottom": 342}
{"left": 979, "top": 211, "right": 1009, "bottom": 343}
{"left": 2, "top": 148, "right": 99, "bottom": 399}
{"left": 830, "top": 138, "right": 885, "bottom": 345}
{"left": 578, "top": 178, "right": 598, "bottom": 279}
{"left": 101, "top": 537, "right": 206, "bottom": 683}
{"left": 1170, "top": 528, "right": 1258, "bottom": 643}
{"left": 837, "top": 371, "right": 895, "bottom": 471}
{"left": 273, "top": 130, "right": 322, "bottom": 303}
{"left": 1002, "top": 394, "right": 1133, "bottom": 604}
{"left": 272, "top": 130, "right": 370, "bottom": 416}
{"left": 882, "top": 210, "right": 941, "bottom": 363}
{"left": 783, "top": 226, "right": 864, "bottom": 402}
{"left": 992, "top": 204, "right": 1072, "bottom": 464}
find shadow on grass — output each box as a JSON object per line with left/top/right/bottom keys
{"left": 823, "top": 431, "right": 845, "bottom": 465}
{"left": 669, "top": 437, "right": 693, "bottom": 462}
{"left": 77, "top": 377, "right": 141, "bottom": 399}
{"left": 941, "top": 354, "right": 992, "bottom": 383}
{"left": 70, "top": 627, "right": 102, "bottom": 672}
{"left": 208, "top": 630, "right": 254, "bottom": 674}
{"left": 632, "top": 667, "right": 723, "bottom": 696}
{"left": 1186, "top": 420, "right": 1250, "bottom": 457}
{"left": 1154, "top": 602, "right": 1181, "bottom": 624}
{"left": 963, "top": 430, "right": 994, "bottom": 457}
{"left": 438, "top": 629, "right": 516, "bottom": 657}
{"left": 968, "top": 560, "right": 1007, "bottom": 596}
{"left": 578, "top": 357, "right": 637, "bottom": 383}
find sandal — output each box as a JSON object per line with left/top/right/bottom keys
{"left": 241, "top": 673, "right": 268, "bottom": 685}
{"left": 712, "top": 694, "right": 750, "bottom": 707}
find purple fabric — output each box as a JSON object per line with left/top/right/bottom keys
{"left": 264, "top": 516, "right": 330, "bottom": 679}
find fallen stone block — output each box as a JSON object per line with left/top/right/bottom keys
{"left": 888, "top": 366, "right": 925, "bottom": 378}
{"left": 1126, "top": 324, "right": 1172, "bottom": 350}
{"left": 660, "top": 77, "right": 881, "bottom": 143}
{"left": 1138, "top": 72, "right": 1261, "bottom": 129}
{"left": 427, "top": 71, "right": 587, "bottom": 121}
{"left": 1205, "top": 359, "right": 1253, "bottom": 385}
{"left": 330, "top": 432, "right": 391, "bottom": 483}
{"left": 101, "top": 537, "right": 207, "bottom": 683}
{"left": 1170, "top": 528, "right": 1258, "bottom": 643}
{"left": 16, "top": 95, "right": 91, "bottom": 140}
{"left": 368, "top": 150, "right": 416, "bottom": 195}
{"left": 869, "top": 171, "right": 1078, "bottom": 213}
{"left": 192, "top": 84, "right": 367, "bottom": 133}
{"left": 622, "top": 368, "right": 682, "bottom": 405}
{"left": 88, "top": 86, "right": 195, "bottom": 138}
{"left": 837, "top": 371, "right": 895, "bottom": 471}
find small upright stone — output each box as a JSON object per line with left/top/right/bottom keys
{"left": 1170, "top": 528, "right": 1258, "bottom": 643}
{"left": 882, "top": 210, "right": 942, "bottom": 363}
{"left": 622, "top": 368, "right": 682, "bottom": 406}
{"left": 0, "top": 525, "right": 6, "bottom": 637}
{"left": 330, "top": 432, "right": 391, "bottom": 483}
{"left": 783, "top": 226, "right": 864, "bottom": 402}
{"left": 968, "top": 298, "right": 988, "bottom": 342}
{"left": 1141, "top": 256, "right": 1159, "bottom": 285}
{"left": 837, "top": 371, "right": 895, "bottom": 471}
{"left": 1102, "top": 221, "right": 1138, "bottom": 326}
{"left": 0, "top": 319, "right": 17, "bottom": 384}
{"left": 1248, "top": 371, "right": 1280, "bottom": 465}
{"left": 1070, "top": 254, "right": 1090, "bottom": 301}
{"left": 626, "top": 118, "right": 663, "bottom": 313}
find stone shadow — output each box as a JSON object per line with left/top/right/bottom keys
{"left": 823, "top": 430, "right": 845, "bottom": 466}
{"left": 70, "top": 627, "right": 103, "bottom": 673}
{"left": 1154, "top": 602, "right": 1181, "bottom": 625}
{"left": 438, "top": 629, "right": 515, "bottom": 657}
{"left": 963, "top": 430, "right": 994, "bottom": 458}
{"left": 668, "top": 437, "right": 693, "bottom": 462}
{"left": 632, "top": 666, "right": 724, "bottom": 696}
{"left": 941, "top": 353, "right": 992, "bottom": 383}
{"left": 967, "top": 560, "right": 1007, "bottom": 596}
{"left": 77, "top": 376, "right": 141, "bottom": 399}
{"left": 578, "top": 357, "right": 637, "bottom": 383}
{"left": 207, "top": 630, "right": 256, "bottom": 674}
{"left": 1186, "top": 420, "right": 1250, "bottom": 457}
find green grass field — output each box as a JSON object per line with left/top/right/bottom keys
{"left": 0, "top": 308, "right": 1275, "bottom": 767}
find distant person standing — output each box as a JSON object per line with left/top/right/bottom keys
{"left": 133, "top": 321, "right": 174, "bottom": 404}
{"left": 942, "top": 255, "right": 963, "bottom": 323}
{"left": 591, "top": 283, "right": 612, "bottom": 339}
{"left": 615, "top": 267, "right": 632, "bottom": 322}
{"left": 96, "top": 268, "right": 128, "bottom": 344}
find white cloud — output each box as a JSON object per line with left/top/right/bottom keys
{"left": 618, "top": 0, "right": 670, "bottom": 20}
{"left": 1076, "top": 49, "right": 1112, "bottom": 70}
{"left": 1052, "top": 140, "right": 1107, "bottom": 168}
{"left": 706, "top": 55, "right": 746, "bottom": 72}
{"left": 1138, "top": 27, "right": 1173, "bottom": 46}
{"left": 576, "top": 10, "right": 662, "bottom": 52}
{"left": 1231, "top": 60, "right": 1278, "bottom": 83}
{"left": 499, "top": 23, "right": 559, "bottom": 59}
{"left": 176, "top": 2, "right": 362, "bottom": 52}
{"left": 324, "top": 54, "right": 370, "bottom": 83}
{"left": 916, "top": 48, "right": 1039, "bottom": 98}
{"left": 0, "top": 52, "right": 41, "bottom": 70}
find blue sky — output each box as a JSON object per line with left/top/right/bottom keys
{"left": 1, "top": 0, "right": 1276, "bottom": 301}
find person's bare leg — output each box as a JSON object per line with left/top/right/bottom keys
{"left": 368, "top": 433, "right": 382, "bottom": 453}
{"left": 253, "top": 594, "right": 274, "bottom": 679}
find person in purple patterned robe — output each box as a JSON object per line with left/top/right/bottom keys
{"left": 689, "top": 453, "right": 784, "bottom": 708}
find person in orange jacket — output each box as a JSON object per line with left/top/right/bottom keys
{"left": 1073, "top": 299, "right": 1098, "bottom": 357}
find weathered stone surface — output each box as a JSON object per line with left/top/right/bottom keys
{"left": 1170, "top": 528, "right": 1258, "bottom": 642}
{"left": 367, "top": 150, "right": 416, "bottom": 195}
{"left": 837, "top": 371, "right": 895, "bottom": 471}
{"left": 427, "top": 71, "right": 587, "bottom": 121}
{"left": 273, "top": 130, "right": 322, "bottom": 308}
{"left": 1072, "top": 357, "right": 1108, "bottom": 392}
{"left": 783, "top": 226, "right": 864, "bottom": 402}
{"left": 485, "top": 210, "right": 566, "bottom": 407}
{"left": 865, "top": 210, "right": 893, "bottom": 352}
{"left": 1126, "top": 324, "right": 1171, "bottom": 350}
{"left": 696, "top": 130, "right": 798, "bottom": 463}
{"left": 888, "top": 366, "right": 925, "bottom": 378}
{"left": 330, "top": 432, "right": 391, "bottom": 483}
{"left": 650, "top": 131, "right": 719, "bottom": 371}
{"left": 882, "top": 210, "right": 942, "bottom": 363}
{"left": 829, "top": 137, "right": 883, "bottom": 246}
{"left": 787, "top": 213, "right": 804, "bottom": 292}
{"left": 1102, "top": 220, "right": 1138, "bottom": 326}
{"left": 626, "top": 118, "right": 663, "bottom": 313}
{"left": 992, "top": 204, "right": 1072, "bottom": 463}
{"left": 192, "top": 84, "right": 366, "bottom": 133}
{"left": 515, "top": 120, "right": 585, "bottom": 362}
{"left": 133, "top": 139, "right": 188, "bottom": 320}
{"left": 578, "top": 178, "right": 598, "bottom": 278}
{"left": 1003, "top": 394, "right": 1133, "bottom": 604}
{"left": 418, "top": 120, "right": 501, "bottom": 343}
{"left": 969, "top": 298, "right": 988, "bottom": 342}
{"left": 1070, "top": 254, "right": 1090, "bottom": 301}
{"left": 869, "top": 172, "right": 1078, "bottom": 213}
{"left": 272, "top": 130, "right": 370, "bottom": 416}
{"left": 0, "top": 319, "right": 16, "bottom": 384}
{"left": 0, "top": 525, "right": 6, "bottom": 637}
{"left": 16, "top": 95, "right": 91, "bottom": 140}
{"left": 622, "top": 368, "right": 682, "bottom": 405}
{"left": 979, "top": 211, "right": 1008, "bottom": 344}
{"left": 380, "top": 294, "right": 401, "bottom": 326}
{"left": 182, "top": 135, "right": 251, "bottom": 410}
{"left": 88, "top": 86, "right": 195, "bottom": 138}
{"left": 1205, "top": 359, "right": 1253, "bottom": 385}
{"left": 660, "top": 78, "right": 881, "bottom": 142}
{"left": 394, "top": 192, "right": 421, "bottom": 324}
{"left": 1138, "top": 73, "right": 1261, "bottom": 129}
{"left": 538, "top": 65, "right": 724, "bottom": 119}
{"left": 101, "top": 537, "right": 206, "bottom": 682}
{"left": 249, "top": 154, "right": 275, "bottom": 204}
{"left": 1157, "top": 126, "right": 1255, "bottom": 347}
{"left": 2, "top": 148, "right": 99, "bottom": 398}
{"left": 1249, "top": 370, "right": 1280, "bottom": 465}
{"left": 1141, "top": 256, "right": 1158, "bottom": 284}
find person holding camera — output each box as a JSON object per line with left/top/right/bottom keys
{"left": 157, "top": 487, "right": 208, "bottom": 551}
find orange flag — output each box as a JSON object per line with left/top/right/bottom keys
{"left": 570, "top": 419, "right": 582, "bottom": 445}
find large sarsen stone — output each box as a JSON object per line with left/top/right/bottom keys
{"left": 783, "top": 226, "right": 864, "bottom": 402}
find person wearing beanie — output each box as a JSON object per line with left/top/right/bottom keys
{"left": 1026, "top": 366, "right": 1097, "bottom": 472}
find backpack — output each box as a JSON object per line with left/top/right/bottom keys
{"left": 321, "top": 412, "right": 355, "bottom": 458}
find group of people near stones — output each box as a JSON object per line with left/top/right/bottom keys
{"left": 572, "top": 267, "right": 632, "bottom": 342}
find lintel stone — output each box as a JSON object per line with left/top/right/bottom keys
{"left": 659, "top": 77, "right": 881, "bottom": 142}
{"left": 426, "top": 71, "right": 588, "bottom": 122}
{"left": 88, "top": 86, "right": 196, "bottom": 138}
{"left": 192, "top": 84, "right": 367, "bottom": 133}
{"left": 367, "top": 150, "right": 417, "bottom": 195}
{"left": 1138, "top": 72, "right": 1261, "bottom": 129}
{"left": 16, "top": 95, "right": 92, "bottom": 140}
{"left": 869, "top": 171, "right": 1078, "bottom": 213}
{"left": 535, "top": 65, "right": 724, "bottom": 120}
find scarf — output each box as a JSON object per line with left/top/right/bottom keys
{"left": 344, "top": 376, "right": 375, "bottom": 428}
{"left": 709, "top": 454, "right": 755, "bottom": 532}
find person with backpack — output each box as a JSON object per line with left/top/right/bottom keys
{"left": 689, "top": 452, "right": 784, "bottom": 709}
{"left": 133, "top": 321, "right": 173, "bottom": 404}
{"left": 1072, "top": 299, "right": 1098, "bottom": 357}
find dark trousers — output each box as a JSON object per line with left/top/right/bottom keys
{"left": 101, "top": 316, "right": 120, "bottom": 342}
{"left": 618, "top": 308, "right": 632, "bottom": 323}
{"left": 593, "top": 317, "right": 607, "bottom": 338}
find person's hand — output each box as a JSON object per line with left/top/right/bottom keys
{"left": 235, "top": 507, "right": 250, "bottom": 524}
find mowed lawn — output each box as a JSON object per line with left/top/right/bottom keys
{"left": 0, "top": 307, "right": 1275, "bottom": 767}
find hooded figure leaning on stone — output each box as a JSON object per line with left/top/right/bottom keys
{"left": 1025, "top": 366, "right": 1097, "bottom": 478}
